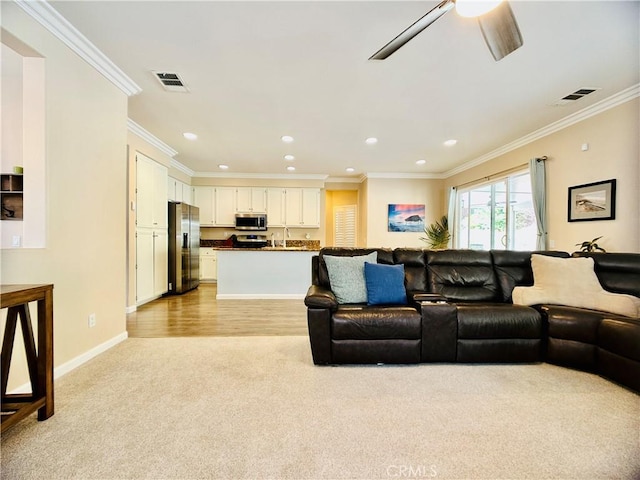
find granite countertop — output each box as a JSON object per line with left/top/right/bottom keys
{"left": 201, "top": 239, "right": 320, "bottom": 251}
{"left": 213, "top": 246, "right": 319, "bottom": 251}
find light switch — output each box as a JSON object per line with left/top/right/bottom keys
{"left": 12, "top": 235, "right": 22, "bottom": 247}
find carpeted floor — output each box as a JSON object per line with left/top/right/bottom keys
{"left": 1, "top": 336, "right": 639, "bottom": 480}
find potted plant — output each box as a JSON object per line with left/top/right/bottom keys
{"left": 575, "top": 236, "right": 606, "bottom": 252}
{"left": 420, "top": 215, "right": 450, "bottom": 250}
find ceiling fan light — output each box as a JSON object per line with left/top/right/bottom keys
{"left": 455, "top": 0, "right": 503, "bottom": 18}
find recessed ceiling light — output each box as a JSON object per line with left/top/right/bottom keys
{"left": 416, "top": 159, "right": 426, "bottom": 165}
{"left": 286, "top": 166, "right": 296, "bottom": 171}
{"left": 365, "top": 137, "right": 378, "bottom": 145}
{"left": 444, "top": 139, "right": 458, "bottom": 147}
{"left": 345, "top": 167, "right": 355, "bottom": 173}
{"left": 281, "top": 135, "right": 294, "bottom": 143}
{"left": 284, "top": 154, "right": 295, "bottom": 161}
{"left": 183, "top": 132, "right": 198, "bottom": 140}
{"left": 218, "top": 164, "right": 229, "bottom": 170}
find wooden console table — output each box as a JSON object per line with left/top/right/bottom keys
{"left": 1, "top": 284, "right": 54, "bottom": 432}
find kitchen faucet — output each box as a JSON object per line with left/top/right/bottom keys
{"left": 283, "top": 226, "right": 291, "bottom": 248}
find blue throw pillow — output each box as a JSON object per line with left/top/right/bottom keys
{"left": 364, "top": 262, "right": 407, "bottom": 306}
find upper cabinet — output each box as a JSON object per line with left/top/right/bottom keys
{"left": 236, "top": 187, "right": 267, "bottom": 213}
{"left": 214, "top": 187, "right": 236, "bottom": 226}
{"left": 285, "top": 188, "right": 320, "bottom": 227}
{"left": 136, "top": 153, "right": 168, "bottom": 229}
{"left": 168, "top": 177, "right": 194, "bottom": 205}
{"left": 193, "top": 186, "right": 236, "bottom": 227}
{"left": 266, "top": 188, "right": 285, "bottom": 227}
{"left": 194, "top": 185, "right": 320, "bottom": 228}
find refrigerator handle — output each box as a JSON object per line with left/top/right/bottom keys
{"left": 183, "top": 232, "right": 189, "bottom": 249}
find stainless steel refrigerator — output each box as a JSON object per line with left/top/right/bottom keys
{"left": 168, "top": 202, "right": 200, "bottom": 294}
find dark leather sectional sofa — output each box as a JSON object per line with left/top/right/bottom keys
{"left": 304, "top": 248, "right": 640, "bottom": 392}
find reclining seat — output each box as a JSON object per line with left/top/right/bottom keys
{"left": 542, "top": 252, "right": 640, "bottom": 391}
{"left": 424, "top": 250, "right": 542, "bottom": 363}
{"left": 305, "top": 248, "right": 422, "bottom": 365}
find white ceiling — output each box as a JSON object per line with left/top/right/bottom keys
{"left": 50, "top": 1, "right": 639, "bottom": 179}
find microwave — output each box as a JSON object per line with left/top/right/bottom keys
{"left": 235, "top": 213, "right": 267, "bottom": 231}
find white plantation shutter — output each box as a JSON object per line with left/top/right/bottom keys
{"left": 334, "top": 205, "right": 357, "bottom": 247}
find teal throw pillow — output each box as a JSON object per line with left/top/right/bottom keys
{"left": 364, "top": 262, "right": 407, "bottom": 305}
{"left": 323, "top": 252, "right": 378, "bottom": 304}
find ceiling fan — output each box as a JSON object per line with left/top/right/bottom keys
{"left": 369, "top": 0, "right": 523, "bottom": 62}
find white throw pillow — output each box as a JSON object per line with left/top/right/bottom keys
{"left": 323, "top": 252, "right": 378, "bottom": 304}
{"left": 512, "top": 254, "right": 640, "bottom": 318}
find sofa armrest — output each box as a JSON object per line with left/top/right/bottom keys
{"left": 420, "top": 303, "right": 458, "bottom": 362}
{"left": 304, "top": 285, "right": 338, "bottom": 310}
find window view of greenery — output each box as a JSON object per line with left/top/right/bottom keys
{"left": 456, "top": 172, "right": 537, "bottom": 251}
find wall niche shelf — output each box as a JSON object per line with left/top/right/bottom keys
{"left": 1, "top": 174, "right": 24, "bottom": 221}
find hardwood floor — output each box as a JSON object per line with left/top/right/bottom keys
{"left": 127, "top": 283, "right": 308, "bottom": 337}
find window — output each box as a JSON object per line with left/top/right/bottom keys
{"left": 334, "top": 204, "right": 357, "bottom": 247}
{"left": 455, "top": 172, "right": 537, "bottom": 251}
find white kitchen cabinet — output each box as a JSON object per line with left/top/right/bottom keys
{"left": 214, "top": 187, "right": 236, "bottom": 226}
{"left": 169, "top": 178, "right": 194, "bottom": 204}
{"left": 194, "top": 186, "right": 235, "bottom": 226}
{"left": 200, "top": 248, "right": 217, "bottom": 281}
{"left": 267, "top": 188, "right": 285, "bottom": 227}
{"left": 136, "top": 153, "right": 168, "bottom": 229}
{"left": 236, "top": 187, "right": 267, "bottom": 213}
{"left": 136, "top": 227, "right": 168, "bottom": 304}
{"left": 194, "top": 186, "right": 215, "bottom": 226}
{"left": 182, "top": 183, "right": 193, "bottom": 204}
{"left": 285, "top": 188, "right": 320, "bottom": 227}
{"left": 168, "top": 177, "right": 177, "bottom": 201}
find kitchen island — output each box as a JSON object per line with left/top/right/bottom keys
{"left": 215, "top": 247, "right": 318, "bottom": 299}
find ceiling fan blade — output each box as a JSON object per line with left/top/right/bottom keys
{"left": 369, "top": 0, "right": 454, "bottom": 60}
{"left": 478, "top": 1, "right": 523, "bottom": 61}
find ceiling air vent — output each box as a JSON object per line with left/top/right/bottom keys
{"left": 152, "top": 71, "right": 189, "bottom": 93}
{"left": 551, "top": 87, "right": 600, "bottom": 106}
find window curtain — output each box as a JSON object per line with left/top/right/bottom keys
{"left": 529, "top": 158, "right": 547, "bottom": 250}
{"left": 447, "top": 187, "right": 456, "bottom": 248}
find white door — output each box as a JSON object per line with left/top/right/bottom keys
{"left": 267, "top": 188, "right": 285, "bottom": 227}
{"left": 153, "top": 229, "right": 168, "bottom": 296}
{"left": 215, "top": 187, "right": 236, "bottom": 226}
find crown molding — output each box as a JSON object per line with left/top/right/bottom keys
{"left": 443, "top": 83, "right": 640, "bottom": 178}
{"left": 127, "top": 119, "right": 178, "bottom": 158}
{"left": 170, "top": 159, "right": 195, "bottom": 177}
{"left": 364, "top": 172, "right": 446, "bottom": 180}
{"left": 194, "top": 172, "right": 328, "bottom": 180}
{"left": 325, "top": 176, "right": 364, "bottom": 184}
{"left": 14, "top": 0, "right": 141, "bottom": 96}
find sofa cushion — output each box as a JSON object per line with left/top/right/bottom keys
{"left": 512, "top": 255, "right": 640, "bottom": 318}
{"left": 542, "top": 305, "right": 603, "bottom": 344}
{"left": 364, "top": 262, "right": 408, "bottom": 306}
{"left": 426, "top": 250, "right": 499, "bottom": 302}
{"left": 331, "top": 306, "right": 421, "bottom": 339}
{"left": 599, "top": 317, "right": 640, "bottom": 362}
{"left": 456, "top": 304, "right": 541, "bottom": 339}
{"left": 394, "top": 248, "right": 428, "bottom": 292}
{"left": 323, "top": 252, "right": 378, "bottom": 304}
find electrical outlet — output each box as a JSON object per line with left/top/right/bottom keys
{"left": 88, "top": 313, "right": 96, "bottom": 328}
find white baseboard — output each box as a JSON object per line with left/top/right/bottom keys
{"left": 125, "top": 305, "right": 136, "bottom": 314}
{"left": 9, "top": 331, "right": 129, "bottom": 394}
{"left": 216, "top": 293, "right": 304, "bottom": 300}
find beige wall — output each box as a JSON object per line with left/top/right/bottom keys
{"left": 1, "top": 4, "right": 129, "bottom": 390}
{"left": 364, "top": 178, "right": 444, "bottom": 248}
{"left": 445, "top": 98, "right": 640, "bottom": 253}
